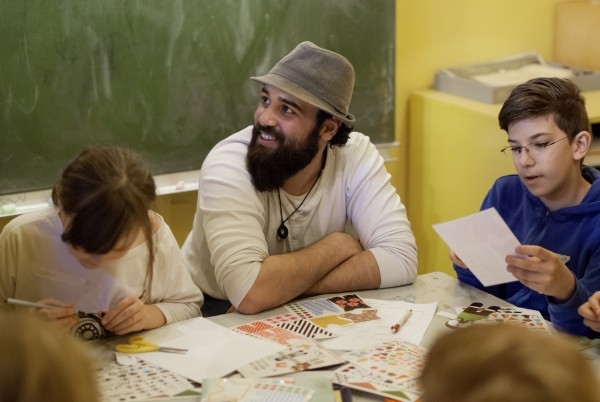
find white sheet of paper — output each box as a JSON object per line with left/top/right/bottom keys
{"left": 318, "top": 301, "right": 437, "bottom": 350}
{"left": 433, "top": 207, "right": 519, "bottom": 286}
{"left": 133, "top": 317, "right": 286, "bottom": 383}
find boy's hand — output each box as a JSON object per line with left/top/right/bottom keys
{"left": 505, "top": 245, "right": 575, "bottom": 301}
{"left": 579, "top": 291, "right": 600, "bottom": 332}
{"left": 101, "top": 295, "right": 166, "bottom": 335}
{"left": 36, "top": 298, "right": 79, "bottom": 330}
{"left": 449, "top": 249, "right": 468, "bottom": 269}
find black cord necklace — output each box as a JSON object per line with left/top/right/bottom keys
{"left": 277, "top": 173, "right": 321, "bottom": 240}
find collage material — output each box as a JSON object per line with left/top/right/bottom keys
{"left": 237, "top": 338, "right": 345, "bottom": 378}
{"left": 285, "top": 294, "right": 381, "bottom": 329}
{"left": 133, "top": 317, "right": 286, "bottom": 384}
{"left": 446, "top": 302, "right": 552, "bottom": 332}
{"left": 331, "top": 340, "right": 427, "bottom": 402}
{"left": 97, "top": 359, "right": 199, "bottom": 401}
{"left": 319, "top": 299, "right": 437, "bottom": 350}
{"left": 234, "top": 314, "right": 335, "bottom": 343}
{"left": 200, "top": 378, "right": 315, "bottom": 402}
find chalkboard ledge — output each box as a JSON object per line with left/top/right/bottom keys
{"left": 0, "top": 170, "right": 201, "bottom": 218}
{"left": 0, "top": 141, "right": 400, "bottom": 218}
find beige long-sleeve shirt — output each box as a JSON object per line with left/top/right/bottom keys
{"left": 0, "top": 208, "right": 203, "bottom": 324}
{"left": 182, "top": 126, "right": 417, "bottom": 307}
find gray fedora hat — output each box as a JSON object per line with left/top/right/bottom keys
{"left": 251, "top": 41, "right": 355, "bottom": 126}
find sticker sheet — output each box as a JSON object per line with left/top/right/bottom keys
{"left": 201, "top": 378, "right": 314, "bottom": 402}
{"left": 237, "top": 338, "right": 345, "bottom": 378}
{"left": 319, "top": 299, "right": 438, "bottom": 350}
{"left": 446, "top": 302, "right": 552, "bottom": 332}
{"left": 483, "top": 306, "right": 551, "bottom": 332}
{"left": 285, "top": 294, "right": 380, "bottom": 330}
{"left": 234, "top": 314, "right": 335, "bottom": 343}
{"left": 331, "top": 340, "right": 426, "bottom": 402}
{"left": 96, "top": 358, "right": 199, "bottom": 401}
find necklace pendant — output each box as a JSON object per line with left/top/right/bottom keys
{"left": 277, "top": 224, "right": 288, "bottom": 240}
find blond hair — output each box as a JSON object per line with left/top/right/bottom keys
{"left": 420, "top": 324, "right": 600, "bottom": 402}
{"left": 0, "top": 312, "right": 99, "bottom": 402}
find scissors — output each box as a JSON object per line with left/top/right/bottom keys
{"left": 114, "top": 336, "right": 187, "bottom": 354}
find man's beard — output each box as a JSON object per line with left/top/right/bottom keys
{"left": 246, "top": 123, "right": 321, "bottom": 192}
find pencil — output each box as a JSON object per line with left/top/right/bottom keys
{"left": 391, "top": 309, "right": 413, "bottom": 334}
{"left": 6, "top": 298, "right": 64, "bottom": 310}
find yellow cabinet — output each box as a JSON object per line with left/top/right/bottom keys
{"left": 407, "top": 89, "right": 600, "bottom": 276}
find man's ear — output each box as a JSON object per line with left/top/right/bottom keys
{"left": 320, "top": 117, "right": 341, "bottom": 142}
{"left": 573, "top": 131, "right": 592, "bottom": 161}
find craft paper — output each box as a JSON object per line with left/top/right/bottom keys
{"left": 433, "top": 207, "right": 519, "bottom": 286}
{"left": 234, "top": 314, "right": 335, "bottom": 343}
{"left": 319, "top": 300, "right": 437, "bottom": 350}
{"left": 200, "top": 378, "right": 314, "bottom": 402}
{"left": 446, "top": 303, "right": 552, "bottom": 333}
{"left": 96, "top": 359, "right": 199, "bottom": 401}
{"left": 237, "top": 338, "right": 344, "bottom": 378}
{"left": 201, "top": 373, "right": 336, "bottom": 402}
{"left": 332, "top": 340, "right": 427, "bottom": 402}
{"left": 130, "top": 317, "right": 286, "bottom": 384}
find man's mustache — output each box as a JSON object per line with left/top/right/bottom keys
{"left": 253, "top": 124, "right": 284, "bottom": 143}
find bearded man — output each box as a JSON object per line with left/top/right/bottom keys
{"left": 182, "top": 42, "right": 417, "bottom": 316}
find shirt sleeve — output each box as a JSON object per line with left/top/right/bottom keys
{"left": 343, "top": 134, "right": 417, "bottom": 287}
{"left": 151, "top": 222, "right": 203, "bottom": 322}
{"left": 197, "top": 140, "right": 268, "bottom": 307}
{"left": 548, "top": 256, "right": 600, "bottom": 338}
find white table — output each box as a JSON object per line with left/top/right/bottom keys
{"left": 101, "top": 272, "right": 598, "bottom": 401}
{"left": 210, "top": 272, "right": 507, "bottom": 351}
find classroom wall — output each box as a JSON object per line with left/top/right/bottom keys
{"left": 394, "top": 0, "right": 573, "bottom": 199}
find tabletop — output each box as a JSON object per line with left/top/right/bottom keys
{"left": 210, "top": 271, "right": 507, "bottom": 351}
{"left": 98, "top": 272, "right": 599, "bottom": 401}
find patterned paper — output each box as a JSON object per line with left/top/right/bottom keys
{"left": 96, "top": 358, "right": 199, "bottom": 401}
{"left": 237, "top": 338, "right": 345, "bottom": 378}
{"left": 332, "top": 340, "right": 426, "bottom": 402}
{"left": 446, "top": 302, "right": 552, "bottom": 333}
{"left": 234, "top": 314, "right": 335, "bottom": 343}
{"left": 482, "top": 306, "right": 551, "bottom": 332}
{"left": 201, "top": 378, "right": 314, "bottom": 402}
{"left": 286, "top": 294, "right": 380, "bottom": 330}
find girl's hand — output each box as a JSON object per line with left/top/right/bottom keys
{"left": 101, "top": 295, "right": 166, "bottom": 335}
{"left": 36, "top": 298, "right": 79, "bottom": 331}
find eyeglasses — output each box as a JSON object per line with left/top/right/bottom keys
{"left": 500, "top": 136, "right": 569, "bottom": 157}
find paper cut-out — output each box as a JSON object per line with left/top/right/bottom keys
{"left": 445, "top": 302, "right": 500, "bottom": 329}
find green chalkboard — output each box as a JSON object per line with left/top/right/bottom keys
{"left": 0, "top": 0, "right": 395, "bottom": 196}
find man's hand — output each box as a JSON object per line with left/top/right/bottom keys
{"left": 505, "top": 245, "right": 575, "bottom": 301}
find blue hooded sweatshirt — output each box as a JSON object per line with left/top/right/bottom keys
{"left": 455, "top": 166, "right": 600, "bottom": 338}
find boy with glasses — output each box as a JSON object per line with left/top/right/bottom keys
{"left": 451, "top": 77, "right": 600, "bottom": 337}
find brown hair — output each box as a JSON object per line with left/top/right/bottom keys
{"left": 52, "top": 145, "right": 157, "bottom": 300}
{"left": 0, "top": 312, "right": 99, "bottom": 402}
{"left": 420, "top": 324, "right": 600, "bottom": 402}
{"left": 498, "top": 77, "right": 591, "bottom": 141}
{"left": 316, "top": 110, "right": 353, "bottom": 148}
